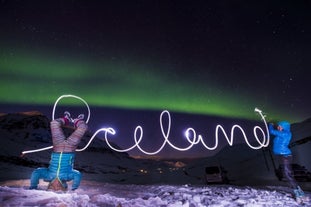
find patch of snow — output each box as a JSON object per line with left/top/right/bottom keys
{"left": 0, "top": 180, "right": 310, "bottom": 207}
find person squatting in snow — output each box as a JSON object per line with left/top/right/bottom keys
{"left": 269, "top": 121, "right": 309, "bottom": 203}
{"left": 29, "top": 112, "right": 88, "bottom": 191}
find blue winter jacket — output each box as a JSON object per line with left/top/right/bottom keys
{"left": 48, "top": 152, "right": 75, "bottom": 179}
{"left": 269, "top": 121, "right": 292, "bottom": 155}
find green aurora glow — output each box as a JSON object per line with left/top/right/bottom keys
{"left": 0, "top": 50, "right": 293, "bottom": 121}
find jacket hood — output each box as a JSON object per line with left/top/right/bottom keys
{"left": 277, "top": 121, "right": 290, "bottom": 131}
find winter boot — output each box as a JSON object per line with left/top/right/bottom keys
{"left": 73, "top": 114, "right": 85, "bottom": 128}
{"left": 294, "top": 186, "right": 310, "bottom": 204}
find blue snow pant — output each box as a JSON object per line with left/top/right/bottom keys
{"left": 30, "top": 152, "right": 81, "bottom": 190}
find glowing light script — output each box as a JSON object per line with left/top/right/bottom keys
{"left": 22, "top": 95, "right": 269, "bottom": 155}
{"left": 104, "top": 109, "right": 269, "bottom": 155}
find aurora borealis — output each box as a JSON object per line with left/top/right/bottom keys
{"left": 1, "top": 1, "right": 311, "bottom": 126}
{"left": 0, "top": 49, "right": 262, "bottom": 120}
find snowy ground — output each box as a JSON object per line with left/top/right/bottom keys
{"left": 1, "top": 180, "right": 310, "bottom": 207}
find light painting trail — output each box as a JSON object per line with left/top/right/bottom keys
{"left": 21, "top": 127, "right": 115, "bottom": 155}
{"left": 22, "top": 95, "right": 270, "bottom": 156}
{"left": 22, "top": 94, "right": 114, "bottom": 155}
{"left": 104, "top": 109, "right": 269, "bottom": 155}
{"left": 184, "top": 108, "right": 269, "bottom": 150}
{"left": 52, "top": 94, "right": 91, "bottom": 124}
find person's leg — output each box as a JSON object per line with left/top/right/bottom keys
{"left": 281, "top": 156, "right": 309, "bottom": 202}
{"left": 51, "top": 112, "right": 72, "bottom": 146}
{"left": 66, "top": 117, "right": 88, "bottom": 146}
{"left": 30, "top": 168, "right": 49, "bottom": 189}
{"left": 282, "top": 155, "right": 298, "bottom": 189}
{"left": 51, "top": 120, "right": 66, "bottom": 145}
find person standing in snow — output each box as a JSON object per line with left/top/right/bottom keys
{"left": 29, "top": 111, "right": 88, "bottom": 191}
{"left": 269, "top": 121, "right": 308, "bottom": 203}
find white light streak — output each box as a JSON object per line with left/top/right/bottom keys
{"left": 104, "top": 109, "right": 269, "bottom": 154}
{"left": 52, "top": 94, "right": 91, "bottom": 123}
{"left": 22, "top": 95, "right": 269, "bottom": 155}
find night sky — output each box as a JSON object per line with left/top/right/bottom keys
{"left": 1, "top": 1, "right": 311, "bottom": 158}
